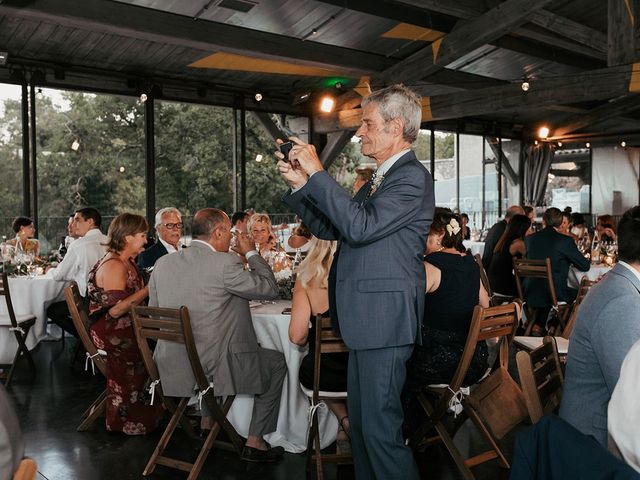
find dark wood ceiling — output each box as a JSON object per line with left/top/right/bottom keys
{"left": 0, "top": 0, "right": 638, "bottom": 145}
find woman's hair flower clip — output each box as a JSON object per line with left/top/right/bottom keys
{"left": 446, "top": 218, "right": 461, "bottom": 236}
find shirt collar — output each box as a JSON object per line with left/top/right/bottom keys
{"left": 191, "top": 239, "right": 217, "bottom": 253}
{"left": 83, "top": 228, "right": 103, "bottom": 238}
{"left": 158, "top": 236, "right": 182, "bottom": 254}
{"left": 619, "top": 261, "right": 640, "bottom": 283}
{"left": 375, "top": 149, "right": 410, "bottom": 177}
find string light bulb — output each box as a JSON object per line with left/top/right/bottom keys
{"left": 521, "top": 80, "right": 530, "bottom": 92}
{"left": 557, "top": 141, "right": 563, "bottom": 147}
{"left": 255, "top": 154, "right": 263, "bottom": 162}
{"left": 586, "top": 142, "right": 591, "bottom": 148}
{"left": 320, "top": 95, "right": 335, "bottom": 113}
{"left": 139, "top": 93, "right": 147, "bottom": 103}
{"left": 621, "top": 141, "right": 627, "bottom": 147}
{"left": 254, "top": 92, "right": 263, "bottom": 102}
{"left": 71, "top": 139, "right": 80, "bottom": 151}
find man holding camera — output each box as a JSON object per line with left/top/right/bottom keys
{"left": 278, "top": 84, "right": 434, "bottom": 479}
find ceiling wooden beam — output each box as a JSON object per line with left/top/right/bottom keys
{"left": 315, "top": 63, "right": 640, "bottom": 132}
{"left": 608, "top": 0, "right": 637, "bottom": 66}
{"left": 250, "top": 112, "right": 290, "bottom": 142}
{"left": 379, "top": 0, "right": 555, "bottom": 84}
{"left": 549, "top": 95, "right": 640, "bottom": 138}
{"left": 401, "top": 0, "right": 607, "bottom": 57}
{"left": 0, "top": 0, "right": 394, "bottom": 75}
{"left": 320, "top": 130, "right": 357, "bottom": 169}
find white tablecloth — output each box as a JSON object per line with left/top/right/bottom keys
{"left": 463, "top": 240, "right": 485, "bottom": 256}
{"left": 568, "top": 263, "right": 612, "bottom": 289}
{"left": 0, "top": 272, "right": 66, "bottom": 363}
{"left": 226, "top": 300, "right": 338, "bottom": 453}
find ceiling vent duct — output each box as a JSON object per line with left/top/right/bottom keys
{"left": 218, "top": 0, "right": 257, "bottom": 13}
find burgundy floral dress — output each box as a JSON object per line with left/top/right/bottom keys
{"left": 87, "top": 256, "right": 163, "bottom": 435}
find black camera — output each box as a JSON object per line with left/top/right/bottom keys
{"left": 279, "top": 141, "right": 293, "bottom": 162}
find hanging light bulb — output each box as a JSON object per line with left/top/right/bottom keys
{"left": 254, "top": 92, "right": 263, "bottom": 102}
{"left": 139, "top": 93, "right": 147, "bottom": 103}
{"left": 320, "top": 95, "right": 335, "bottom": 113}
{"left": 621, "top": 141, "right": 627, "bottom": 147}
{"left": 534, "top": 140, "right": 539, "bottom": 146}
{"left": 586, "top": 142, "right": 591, "bottom": 148}
{"left": 71, "top": 139, "right": 80, "bottom": 151}
{"left": 557, "top": 141, "right": 563, "bottom": 147}
{"left": 521, "top": 80, "right": 530, "bottom": 92}
{"left": 119, "top": 166, "right": 125, "bottom": 173}
{"left": 255, "top": 154, "right": 263, "bottom": 162}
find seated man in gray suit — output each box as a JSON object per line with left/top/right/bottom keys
{"left": 149, "top": 208, "right": 286, "bottom": 463}
{"left": 560, "top": 205, "right": 640, "bottom": 447}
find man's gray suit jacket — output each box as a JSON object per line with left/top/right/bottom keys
{"left": 283, "top": 150, "right": 434, "bottom": 350}
{"left": 560, "top": 263, "right": 640, "bottom": 446}
{"left": 149, "top": 242, "right": 278, "bottom": 397}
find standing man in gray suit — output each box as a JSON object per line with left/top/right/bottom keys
{"left": 560, "top": 205, "right": 640, "bottom": 447}
{"left": 149, "top": 208, "right": 287, "bottom": 462}
{"left": 278, "top": 84, "right": 434, "bottom": 479}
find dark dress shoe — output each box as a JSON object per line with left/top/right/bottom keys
{"left": 240, "top": 445, "right": 285, "bottom": 463}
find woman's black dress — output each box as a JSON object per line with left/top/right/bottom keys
{"left": 406, "top": 252, "right": 488, "bottom": 390}
{"left": 487, "top": 242, "right": 522, "bottom": 296}
{"left": 299, "top": 311, "right": 348, "bottom": 392}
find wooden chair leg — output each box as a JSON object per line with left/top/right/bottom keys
{"left": 187, "top": 419, "right": 223, "bottom": 480}
{"left": 143, "top": 397, "right": 189, "bottom": 476}
{"left": 434, "top": 418, "right": 475, "bottom": 480}
{"left": 77, "top": 394, "right": 107, "bottom": 432}
{"left": 314, "top": 414, "right": 323, "bottom": 480}
{"left": 465, "top": 406, "right": 510, "bottom": 469}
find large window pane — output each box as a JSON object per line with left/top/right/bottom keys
{"left": 483, "top": 137, "right": 499, "bottom": 227}
{"left": 547, "top": 147, "right": 591, "bottom": 213}
{"left": 433, "top": 130, "right": 456, "bottom": 209}
{"left": 155, "top": 100, "right": 233, "bottom": 230}
{"left": 458, "top": 134, "right": 483, "bottom": 229}
{"left": 415, "top": 129, "right": 433, "bottom": 174}
{"left": 37, "top": 89, "right": 145, "bottom": 252}
{"left": 500, "top": 138, "right": 521, "bottom": 212}
{"left": 0, "top": 83, "right": 24, "bottom": 239}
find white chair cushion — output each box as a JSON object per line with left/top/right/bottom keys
{"left": 0, "top": 314, "right": 36, "bottom": 326}
{"left": 300, "top": 383, "right": 347, "bottom": 399}
{"left": 514, "top": 336, "right": 569, "bottom": 354}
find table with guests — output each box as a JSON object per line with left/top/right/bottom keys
{"left": 3, "top": 82, "right": 640, "bottom": 478}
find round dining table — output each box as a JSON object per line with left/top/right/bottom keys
{"left": 226, "top": 300, "right": 338, "bottom": 453}
{"left": 568, "top": 263, "right": 612, "bottom": 289}
{"left": 0, "top": 271, "right": 65, "bottom": 364}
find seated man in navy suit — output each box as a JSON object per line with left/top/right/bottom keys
{"left": 137, "top": 207, "right": 183, "bottom": 269}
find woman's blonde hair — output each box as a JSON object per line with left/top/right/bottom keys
{"left": 295, "top": 237, "right": 336, "bottom": 289}
{"left": 247, "top": 213, "right": 273, "bottom": 236}
{"left": 106, "top": 213, "right": 148, "bottom": 253}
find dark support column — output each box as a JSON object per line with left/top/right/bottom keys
{"left": 455, "top": 132, "right": 460, "bottom": 212}
{"left": 144, "top": 97, "right": 155, "bottom": 225}
{"left": 482, "top": 137, "right": 486, "bottom": 229}
{"left": 498, "top": 137, "right": 503, "bottom": 217}
{"left": 518, "top": 142, "right": 525, "bottom": 206}
{"left": 21, "top": 84, "right": 30, "bottom": 218}
{"left": 29, "top": 85, "right": 37, "bottom": 229}
{"left": 232, "top": 108, "right": 239, "bottom": 212}
{"left": 240, "top": 108, "right": 247, "bottom": 210}
{"left": 429, "top": 127, "right": 435, "bottom": 175}
{"left": 589, "top": 147, "right": 593, "bottom": 214}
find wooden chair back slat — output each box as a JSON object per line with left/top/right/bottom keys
{"left": 474, "top": 253, "right": 494, "bottom": 298}
{"left": 513, "top": 258, "right": 559, "bottom": 307}
{"left": 1, "top": 271, "right": 18, "bottom": 328}
{"left": 560, "top": 276, "right": 595, "bottom": 339}
{"left": 516, "top": 336, "right": 564, "bottom": 423}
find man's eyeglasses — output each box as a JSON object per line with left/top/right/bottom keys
{"left": 160, "top": 222, "right": 183, "bottom": 230}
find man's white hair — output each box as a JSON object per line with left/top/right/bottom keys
{"left": 155, "top": 207, "right": 182, "bottom": 227}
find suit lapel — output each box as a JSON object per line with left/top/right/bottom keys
{"left": 612, "top": 263, "right": 640, "bottom": 294}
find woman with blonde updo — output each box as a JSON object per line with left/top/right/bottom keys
{"left": 247, "top": 213, "right": 280, "bottom": 256}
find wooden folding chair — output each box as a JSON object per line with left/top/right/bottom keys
{"left": 64, "top": 282, "right": 107, "bottom": 431}
{"left": 0, "top": 271, "right": 36, "bottom": 386}
{"left": 513, "top": 276, "right": 595, "bottom": 353}
{"left": 473, "top": 254, "right": 513, "bottom": 306}
{"left": 300, "top": 314, "right": 351, "bottom": 480}
{"left": 516, "top": 336, "right": 564, "bottom": 424}
{"left": 513, "top": 258, "right": 571, "bottom": 336}
{"left": 131, "top": 305, "right": 244, "bottom": 480}
{"left": 409, "top": 303, "right": 526, "bottom": 480}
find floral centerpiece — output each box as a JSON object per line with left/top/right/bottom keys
{"left": 264, "top": 251, "right": 294, "bottom": 300}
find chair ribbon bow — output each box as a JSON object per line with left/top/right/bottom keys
{"left": 197, "top": 383, "right": 214, "bottom": 410}
{"left": 307, "top": 401, "right": 328, "bottom": 432}
{"left": 447, "top": 386, "right": 470, "bottom": 418}
{"left": 84, "top": 349, "right": 106, "bottom": 375}
{"left": 9, "top": 326, "right": 25, "bottom": 336}
{"left": 148, "top": 379, "right": 160, "bottom": 405}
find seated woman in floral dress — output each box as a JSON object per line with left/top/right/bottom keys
{"left": 404, "top": 209, "right": 490, "bottom": 431}
{"left": 88, "top": 213, "right": 164, "bottom": 435}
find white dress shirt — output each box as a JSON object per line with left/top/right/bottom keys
{"left": 50, "top": 228, "right": 108, "bottom": 295}
{"left": 158, "top": 237, "right": 182, "bottom": 254}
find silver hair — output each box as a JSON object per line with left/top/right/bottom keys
{"left": 155, "top": 207, "right": 182, "bottom": 227}
{"left": 361, "top": 84, "right": 422, "bottom": 143}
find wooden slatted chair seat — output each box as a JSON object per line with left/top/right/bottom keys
{"left": 409, "top": 302, "right": 527, "bottom": 480}
{"left": 514, "top": 276, "right": 595, "bottom": 353}
{"left": 516, "top": 336, "right": 564, "bottom": 423}
{"left": 131, "top": 305, "right": 244, "bottom": 480}
{"left": 513, "top": 258, "right": 571, "bottom": 336}
{"left": 301, "top": 314, "right": 351, "bottom": 480}
{"left": 0, "top": 271, "right": 37, "bottom": 386}
{"left": 64, "top": 282, "right": 108, "bottom": 431}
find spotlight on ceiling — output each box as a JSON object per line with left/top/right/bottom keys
{"left": 538, "top": 126, "right": 549, "bottom": 139}
{"left": 521, "top": 80, "right": 530, "bottom": 92}
{"left": 621, "top": 141, "right": 627, "bottom": 147}
{"left": 320, "top": 95, "right": 335, "bottom": 113}
{"left": 254, "top": 92, "right": 263, "bottom": 102}
{"left": 586, "top": 142, "right": 591, "bottom": 148}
